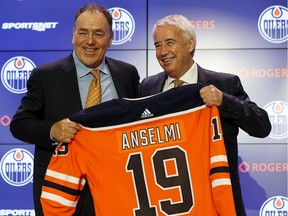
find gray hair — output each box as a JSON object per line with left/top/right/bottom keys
{"left": 153, "top": 14, "right": 196, "bottom": 56}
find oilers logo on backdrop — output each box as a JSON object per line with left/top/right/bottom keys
{"left": 0, "top": 148, "right": 34, "bottom": 186}
{"left": 258, "top": 5, "right": 288, "bottom": 43}
{"left": 1, "top": 56, "right": 35, "bottom": 94}
{"left": 108, "top": 7, "right": 135, "bottom": 45}
{"left": 259, "top": 196, "right": 288, "bottom": 215}
{"left": 264, "top": 101, "right": 288, "bottom": 139}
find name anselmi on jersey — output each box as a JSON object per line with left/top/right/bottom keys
{"left": 118, "top": 120, "right": 186, "bottom": 152}
{"left": 2, "top": 22, "right": 58, "bottom": 32}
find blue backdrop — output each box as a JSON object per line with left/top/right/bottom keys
{"left": 0, "top": 0, "right": 287, "bottom": 215}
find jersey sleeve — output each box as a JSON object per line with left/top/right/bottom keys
{"left": 209, "top": 106, "right": 236, "bottom": 216}
{"left": 40, "top": 143, "right": 86, "bottom": 215}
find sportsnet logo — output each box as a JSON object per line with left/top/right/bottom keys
{"left": 0, "top": 209, "right": 35, "bottom": 216}
{"left": 108, "top": 7, "right": 135, "bottom": 45}
{"left": 259, "top": 196, "right": 288, "bottom": 215}
{"left": 1, "top": 56, "right": 35, "bottom": 94}
{"left": 0, "top": 148, "right": 34, "bottom": 186}
{"left": 141, "top": 109, "right": 154, "bottom": 118}
{"left": 2, "top": 22, "right": 58, "bottom": 32}
{"left": 258, "top": 5, "right": 288, "bottom": 43}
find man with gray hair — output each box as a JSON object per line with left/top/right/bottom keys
{"left": 139, "top": 14, "right": 271, "bottom": 216}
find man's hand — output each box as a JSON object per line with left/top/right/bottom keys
{"left": 199, "top": 85, "right": 223, "bottom": 106}
{"left": 51, "top": 118, "right": 81, "bottom": 143}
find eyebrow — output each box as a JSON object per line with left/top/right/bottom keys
{"left": 77, "top": 27, "right": 106, "bottom": 33}
{"left": 154, "top": 38, "right": 176, "bottom": 45}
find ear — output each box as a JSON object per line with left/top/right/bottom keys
{"left": 187, "top": 37, "right": 195, "bottom": 53}
{"left": 72, "top": 28, "right": 75, "bottom": 45}
{"left": 108, "top": 32, "right": 113, "bottom": 48}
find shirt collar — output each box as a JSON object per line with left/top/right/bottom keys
{"left": 167, "top": 62, "right": 198, "bottom": 86}
{"left": 73, "top": 50, "right": 107, "bottom": 78}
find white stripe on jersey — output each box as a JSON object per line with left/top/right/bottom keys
{"left": 210, "top": 155, "right": 228, "bottom": 164}
{"left": 41, "top": 191, "right": 78, "bottom": 207}
{"left": 46, "top": 169, "right": 86, "bottom": 186}
{"left": 211, "top": 178, "right": 232, "bottom": 188}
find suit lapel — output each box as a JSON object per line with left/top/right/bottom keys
{"left": 106, "top": 57, "right": 129, "bottom": 98}
{"left": 197, "top": 64, "right": 211, "bottom": 84}
{"left": 61, "top": 54, "right": 83, "bottom": 112}
{"left": 140, "top": 72, "right": 166, "bottom": 96}
{"left": 154, "top": 73, "right": 166, "bottom": 93}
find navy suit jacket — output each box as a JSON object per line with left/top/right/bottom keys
{"left": 10, "top": 53, "right": 140, "bottom": 215}
{"left": 139, "top": 64, "right": 271, "bottom": 216}
{"left": 11, "top": 53, "right": 140, "bottom": 173}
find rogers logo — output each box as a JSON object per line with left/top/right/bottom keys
{"left": 0, "top": 115, "right": 11, "bottom": 127}
{"left": 239, "top": 161, "right": 288, "bottom": 173}
{"left": 237, "top": 68, "right": 288, "bottom": 79}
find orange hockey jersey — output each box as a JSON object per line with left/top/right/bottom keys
{"left": 40, "top": 84, "right": 236, "bottom": 216}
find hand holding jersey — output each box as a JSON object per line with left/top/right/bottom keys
{"left": 51, "top": 118, "right": 81, "bottom": 144}
{"left": 200, "top": 84, "right": 223, "bottom": 107}
{"left": 41, "top": 84, "right": 236, "bottom": 216}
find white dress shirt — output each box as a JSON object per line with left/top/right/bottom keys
{"left": 162, "top": 62, "right": 198, "bottom": 92}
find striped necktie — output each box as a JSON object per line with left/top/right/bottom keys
{"left": 85, "top": 69, "right": 101, "bottom": 108}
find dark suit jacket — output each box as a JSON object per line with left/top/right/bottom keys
{"left": 10, "top": 53, "right": 140, "bottom": 216}
{"left": 139, "top": 64, "right": 271, "bottom": 216}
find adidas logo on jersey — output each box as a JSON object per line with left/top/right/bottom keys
{"left": 141, "top": 108, "right": 154, "bottom": 118}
